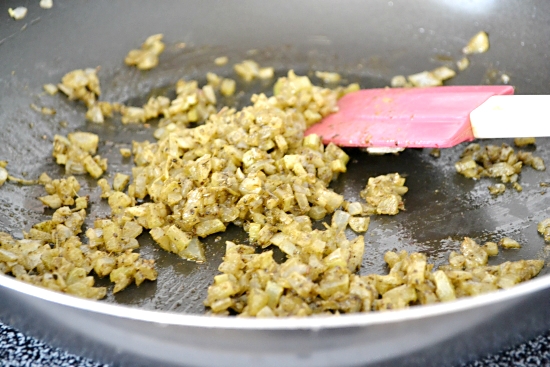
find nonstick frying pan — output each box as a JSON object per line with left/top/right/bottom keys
{"left": 1, "top": 1, "right": 550, "bottom": 366}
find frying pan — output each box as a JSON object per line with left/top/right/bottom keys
{"left": 1, "top": 1, "right": 550, "bottom": 366}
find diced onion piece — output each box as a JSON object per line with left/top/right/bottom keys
{"left": 113, "top": 173, "right": 130, "bottom": 192}
{"left": 390, "top": 75, "right": 408, "bottom": 88}
{"left": 482, "top": 242, "right": 499, "bottom": 256}
{"left": 220, "top": 78, "right": 236, "bottom": 96}
{"left": 119, "top": 148, "right": 132, "bottom": 158}
{"left": 234, "top": 60, "right": 260, "bottom": 81}
{"left": 195, "top": 219, "right": 226, "bottom": 238}
{"left": 258, "top": 67, "right": 275, "bottom": 80}
{"left": 463, "top": 31, "right": 490, "bottom": 55}
{"left": 315, "top": 71, "right": 341, "bottom": 83}
{"left": 43, "top": 83, "right": 58, "bottom": 95}
{"left": 0, "top": 167, "right": 7, "bottom": 187}
{"left": 514, "top": 137, "right": 536, "bottom": 147}
{"left": 408, "top": 71, "right": 442, "bottom": 87}
{"left": 8, "top": 7, "right": 27, "bottom": 20}
{"left": 214, "top": 56, "right": 228, "bottom": 66}
{"left": 456, "top": 57, "right": 469, "bottom": 71}
{"left": 488, "top": 183, "right": 505, "bottom": 195}
{"left": 499, "top": 237, "right": 521, "bottom": 249}
{"left": 40, "top": 0, "right": 53, "bottom": 9}
{"left": 431, "top": 66, "right": 456, "bottom": 81}
{"left": 433, "top": 270, "right": 456, "bottom": 302}
{"left": 349, "top": 217, "right": 370, "bottom": 232}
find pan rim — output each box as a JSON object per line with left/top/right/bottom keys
{"left": 1, "top": 270, "right": 549, "bottom": 330}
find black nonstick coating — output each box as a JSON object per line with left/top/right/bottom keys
{"left": 1, "top": 0, "right": 549, "bottom": 316}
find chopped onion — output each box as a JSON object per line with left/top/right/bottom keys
{"left": 8, "top": 7, "right": 27, "bottom": 20}
{"left": 463, "top": 31, "right": 490, "bottom": 54}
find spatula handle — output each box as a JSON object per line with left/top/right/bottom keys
{"left": 470, "top": 95, "right": 550, "bottom": 139}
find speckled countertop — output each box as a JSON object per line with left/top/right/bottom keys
{"left": 2, "top": 321, "right": 550, "bottom": 367}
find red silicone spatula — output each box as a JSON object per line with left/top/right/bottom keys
{"left": 306, "top": 85, "right": 550, "bottom": 148}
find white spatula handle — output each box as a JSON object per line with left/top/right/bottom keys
{"left": 470, "top": 95, "right": 550, "bottom": 139}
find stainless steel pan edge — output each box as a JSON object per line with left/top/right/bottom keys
{"left": 2, "top": 0, "right": 550, "bottom": 366}
{"left": 1, "top": 272, "right": 550, "bottom": 366}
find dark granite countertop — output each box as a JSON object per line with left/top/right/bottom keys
{"left": 2, "top": 321, "right": 550, "bottom": 367}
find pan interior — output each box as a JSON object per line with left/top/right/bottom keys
{"left": 1, "top": 44, "right": 550, "bottom": 315}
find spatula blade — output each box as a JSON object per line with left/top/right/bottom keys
{"left": 306, "top": 85, "right": 514, "bottom": 148}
